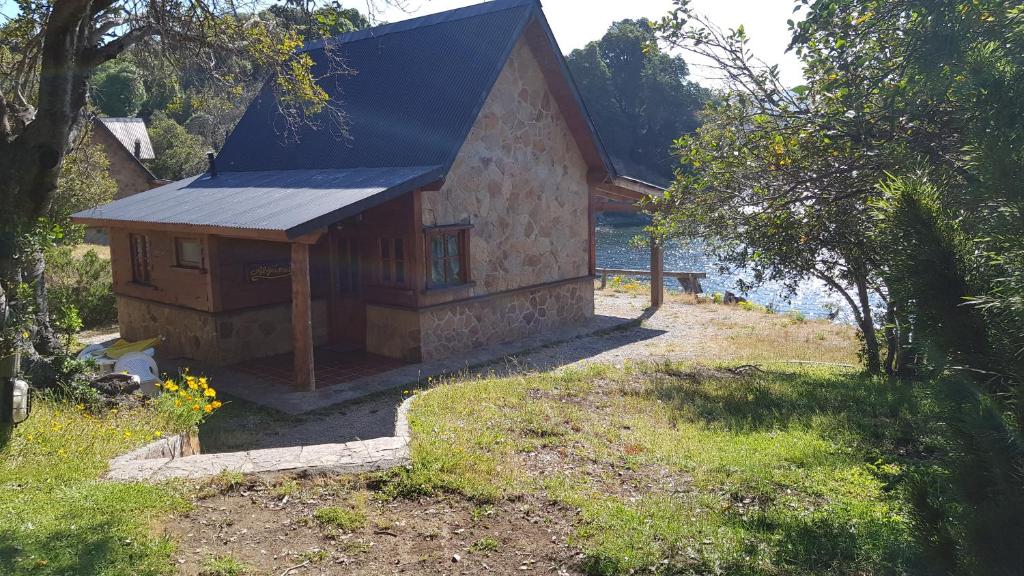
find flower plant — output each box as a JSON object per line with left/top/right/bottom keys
{"left": 153, "top": 370, "right": 222, "bottom": 432}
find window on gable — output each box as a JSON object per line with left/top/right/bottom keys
{"left": 175, "top": 237, "right": 204, "bottom": 269}
{"left": 426, "top": 226, "right": 470, "bottom": 288}
{"left": 379, "top": 237, "right": 406, "bottom": 287}
{"left": 129, "top": 233, "right": 152, "bottom": 284}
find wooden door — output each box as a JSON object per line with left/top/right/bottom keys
{"left": 328, "top": 232, "right": 366, "bottom": 350}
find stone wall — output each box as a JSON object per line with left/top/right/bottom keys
{"left": 419, "top": 277, "right": 593, "bottom": 361}
{"left": 118, "top": 296, "right": 328, "bottom": 365}
{"left": 421, "top": 38, "right": 591, "bottom": 295}
{"left": 89, "top": 125, "right": 158, "bottom": 200}
{"left": 365, "top": 277, "right": 593, "bottom": 362}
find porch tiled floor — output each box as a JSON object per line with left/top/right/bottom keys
{"left": 233, "top": 348, "right": 408, "bottom": 388}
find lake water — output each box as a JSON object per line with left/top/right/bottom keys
{"left": 596, "top": 224, "right": 842, "bottom": 319}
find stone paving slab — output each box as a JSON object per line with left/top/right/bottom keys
{"left": 106, "top": 396, "right": 415, "bottom": 482}
{"left": 196, "top": 310, "right": 642, "bottom": 415}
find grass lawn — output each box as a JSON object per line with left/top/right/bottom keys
{"left": 387, "top": 362, "right": 926, "bottom": 574}
{"left": 0, "top": 297, "right": 931, "bottom": 574}
{"left": 0, "top": 402, "right": 187, "bottom": 575}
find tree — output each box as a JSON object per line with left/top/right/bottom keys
{"left": 147, "top": 112, "right": 208, "bottom": 180}
{"left": 656, "top": 0, "right": 1024, "bottom": 571}
{"left": 0, "top": 0, "right": 383, "bottom": 361}
{"left": 650, "top": 10, "right": 887, "bottom": 371}
{"left": 567, "top": 19, "right": 708, "bottom": 185}
{"left": 51, "top": 131, "right": 117, "bottom": 243}
{"left": 90, "top": 58, "right": 146, "bottom": 117}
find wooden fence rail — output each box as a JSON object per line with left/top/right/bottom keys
{"left": 596, "top": 268, "right": 707, "bottom": 294}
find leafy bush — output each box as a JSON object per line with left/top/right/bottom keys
{"left": 46, "top": 246, "right": 117, "bottom": 329}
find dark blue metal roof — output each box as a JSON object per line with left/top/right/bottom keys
{"left": 73, "top": 167, "right": 444, "bottom": 238}
{"left": 216, "top": 0, "right": 537, "bottom": 172}
{"left": 73, "top": 0, "right": 617, "bottom": 238}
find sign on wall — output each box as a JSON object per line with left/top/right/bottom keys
{"left": 245, "top": 261, "right": 291, "bottom": 282}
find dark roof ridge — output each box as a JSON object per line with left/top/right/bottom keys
{"left": 301, "top": 0, "right": 538, "bottom": 53}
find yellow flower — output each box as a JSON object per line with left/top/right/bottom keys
{"left": 165, "top": 382, "right": 179, "bottom": 392}
{"left": 175, "top": 400, "right": 181, "bottom": 408}
{"left": 187, "top": 378, "right": 198, "bottom": 390}
{"left": 203, "top": 405, "right": 213, "bottom": 413}
{"left": 154, "top": 431, "right": 163, "bottom": 437}
{"left": 192, "top": 404, "right": 200, "bottom": 411}
{"left": 211, "top": 401, "right": 222, "bottom": 409}
{"left": 199, "top": 377, "right": 209, "bottom": 389}
{"left": 204, "top": 387, "right": 216, "bottom": 398}
{"left": 179, "top": 390, "right": 188, "bottom": 398}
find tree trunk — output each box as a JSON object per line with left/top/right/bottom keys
{"left": 817, "top": 270, "right": 882, "bottom": 374}
{"left": 0, "top": 0, "right": 95, "bottom": 359}
{"left": 26, "top": 248, "right": 59, "bottom": 356}
{"left": 853, "top": 274, "right": 881, "bottom": 374}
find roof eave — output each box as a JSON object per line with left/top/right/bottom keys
{"left": 283, "top": 165, "right": 447, "bottom": 239}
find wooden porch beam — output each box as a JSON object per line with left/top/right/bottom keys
{"left": 650, "top": 234, "right": 664, "bottom": 308}
{"left": 291, "top": 242, "right": 316, "bottom": 392}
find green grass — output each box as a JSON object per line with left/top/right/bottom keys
{"left": 0, "top": 401, "right": 187, "bottom": 575}
{"left": 199, "top": 554, "right": 251, "bottom": 576}
{"left": 313, "top": 503, "right": 367, "bottom": 532}
{"left": 388, "top": 363, "right": 926, "bottom": 575}
{"left": 470, "top": 536, "right": 500, "bottom": 552}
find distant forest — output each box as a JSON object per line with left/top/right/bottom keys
{"left": 567, "top": 19, "right": 709, "bottom": 187}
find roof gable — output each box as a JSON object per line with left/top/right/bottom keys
{"left": 215, "top": 0, "right": 612, "bottom": 177}
{"left": 95, "top": 117, "right": 155, "bottom": 160}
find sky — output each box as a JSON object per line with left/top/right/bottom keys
{"left": 0, "top": 0, "right": 804, "bottom": 87}
{"left": 376, "top": 0, "right": 805, "bottom": 87}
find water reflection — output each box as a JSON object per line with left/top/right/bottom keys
{"left": 596, "top": 225, "right": 844, "bottom": 319}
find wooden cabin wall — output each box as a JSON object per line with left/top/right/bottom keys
{"left": 211, "top": 237, "right": 330, "bottom": 313}
{"left": 109, "top": 228, "right": 213, "bottom": 311}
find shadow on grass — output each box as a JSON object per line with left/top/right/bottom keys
{"left": 0, "top": 522, "right": 170, "bottom": 576}
{"left": 645, "top": 366, "right": 919, "bottom": 452}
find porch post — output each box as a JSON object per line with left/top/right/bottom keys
{"left": 588, "top": 192, "right": 597, "bottom": 277}
{"left": 291, "top": 242, "right": 315, "bottom": 391}
{"left": 650, "top": 233, "right": 664, "bottom": 308}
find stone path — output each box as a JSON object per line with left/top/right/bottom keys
{"left": 105, "top": 395, "right": 415, "bottom": 481}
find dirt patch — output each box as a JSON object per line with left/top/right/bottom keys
{"left": 166, "top": 474, "right": 585, "bottom": 575}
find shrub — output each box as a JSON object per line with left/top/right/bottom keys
{"left": 46, "top": 246, "right": 116, "bottom": 329}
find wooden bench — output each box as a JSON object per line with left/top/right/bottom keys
{"left": 596, "top": 268, "right": 707, "bottom": 294}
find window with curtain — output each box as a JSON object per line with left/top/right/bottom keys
{"left": 426, "top": 227, "right": 469, "bottom": 288}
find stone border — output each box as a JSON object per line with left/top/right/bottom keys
{"left": 105, "top": 395, "right": 416, "bottom": 482}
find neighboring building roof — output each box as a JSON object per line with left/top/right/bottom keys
{"left": 216, "top": 0, "right": 613, "bottom": 175}
{"left": 73, "top": 166, "right": 444, "bottom": 238}
{"left": 95, "top": 117, "right": 155, "bottom": 160}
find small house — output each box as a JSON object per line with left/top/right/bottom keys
{"left": 90, "top": 116, "right": 166, "bottom": 199}
{"left": 73, "top": 0, "right": 653, "bottom": 390}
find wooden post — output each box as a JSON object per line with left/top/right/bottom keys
{"left": 291, "top": 242, "right": 315, "bottom": 392}
{"left": 650, "top": 234, "right": 664, "bottom": 308}
{"left": 588, "top": 193, "right": 597, "bottom": 278}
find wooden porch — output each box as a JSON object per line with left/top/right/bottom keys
{"left": 590, "top": 175, "right": 675, "bottom": 308}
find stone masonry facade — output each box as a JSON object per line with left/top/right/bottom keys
{"left": 419, "top": 276, "right": 593, "bottom": 360}
{"left": 421, "top": 38, "right": 591, "bottom": 295}
{"left": 118, "top": 296, "right": 328, "bottom": 365}
{"left": 366, "top": 277, "right": 593, "bottom": 362}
